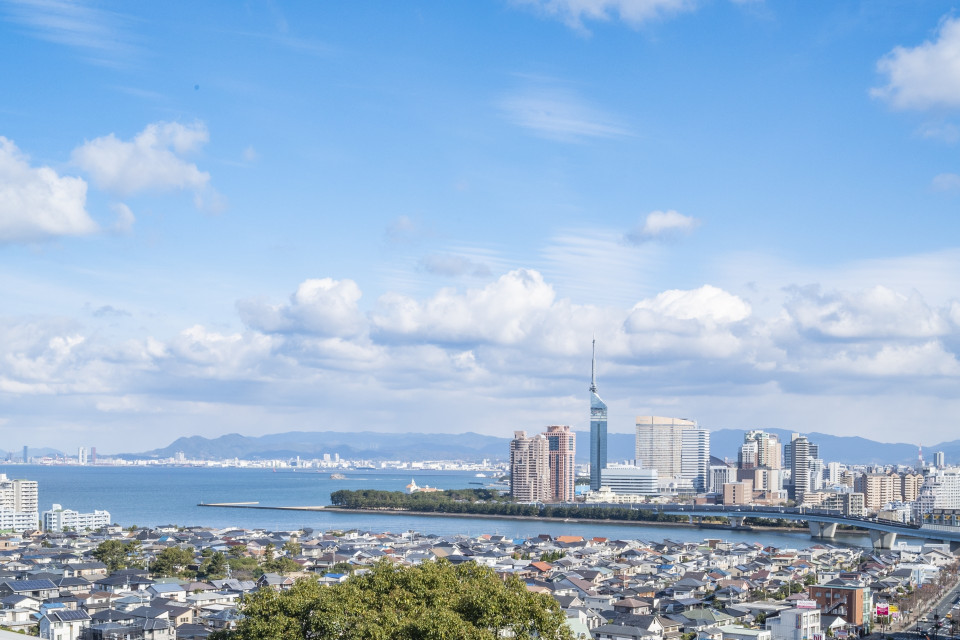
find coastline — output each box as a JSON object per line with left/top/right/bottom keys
{"left": 199, "top": 503, "right": 818, "bottom": 533}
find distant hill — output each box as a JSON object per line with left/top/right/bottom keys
{"left": 123, "top": 427, "right": 947, "bottom": 466}
{"left": 124, "top": 431, "right": 510, "bottom": 462}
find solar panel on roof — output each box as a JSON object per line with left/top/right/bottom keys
{"left": 10, "top": 579, "right": 56, "bottom": 590}
{"left": 54, "top": 610, "right": 90, "bottom": 621}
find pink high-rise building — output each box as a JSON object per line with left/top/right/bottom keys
{"left": 544, "top": 425, "right": 575, "bottom": 503}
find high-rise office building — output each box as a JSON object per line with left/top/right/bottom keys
{"left": 77, "top": 447, "right": 87, "bottom": 466}
{"left": 635, "top": 416, "right": 697, "bottom": 478}
{"left": 681, "top": 427, "right": 710, "bottom": 492}
{"left": 935, "top": 451, "right": 946, "bottom": 468}
{"left": 22, "top": 446, "right": 27, "bottom": 465}
{"left": 544, "top": 425, "right": 576, "bottom": 502}
{"left": 509, "top": 431, "right": 549, "bottom": 503}
{"left": 790, "top": 435, "right": 811, "bottom": 503}
{"left": 589, "top": 339, "right": 607, "bottom": 491}
{"left": 742, "top": 430, "right": 782, "bottom": 469}
{"left": 635, "top": 416, "right": 709, "bottom": 491}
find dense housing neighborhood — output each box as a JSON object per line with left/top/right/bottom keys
{"left": 0, "top": 522, "right": 956, "bottom": 640}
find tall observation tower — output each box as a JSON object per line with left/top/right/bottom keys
{"left": 589, "top": 339, "right": 608, "bottom": 491}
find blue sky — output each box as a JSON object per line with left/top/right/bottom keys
{"left": 3, "top": 0, "right": 960, "bottom": 454}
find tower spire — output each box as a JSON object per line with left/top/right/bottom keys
{"left": 590, "top": 337, "right": 597, "bottom": 393}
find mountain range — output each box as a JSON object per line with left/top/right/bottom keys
{"left": 101, "top": 427, "right": 956, "bottom": 467}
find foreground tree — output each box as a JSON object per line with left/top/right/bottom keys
{"left": 211, "top": 559, "right": 572, "bottom": 640}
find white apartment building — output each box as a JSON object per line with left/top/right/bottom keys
{"left": 42, "top": 504, "right": 111, "bottom": 533}
{"left": 766, "top": 608, "right": 821, "bottom": 640}
{"left": 600, "top": 462, "right": 659, "bottom": 496}
{"left": 914, "top": 467, "right": 960, "bottom": 519}
{"left": 0, "top": 474, "right": 39, "bottom": 532}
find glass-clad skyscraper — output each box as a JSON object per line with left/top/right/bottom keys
{"left": 589, "top": 339, "right": 607, "bottom": 491}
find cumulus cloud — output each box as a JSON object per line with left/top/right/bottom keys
{"left": 372, "top": 269, "right": 558, "bottom": 344}
{"left": 784, "top": 285, "right": 949, "bottom": 340}
{"left": 872, "top": 16, "right": 960, "bottom": 109}
{"left": 498, "top": 87, "right": 630, "bottom": 141}
{"left": 514, "top": 0, "right": 696, "bottom": 31}
{"left": 237, "top": 278, "right": 366, "bottom": 337}
{"left": 0, "top": 136, "right": 98, "bottom": 243}
{"left": 623, "top": 285, "right": 752, "bottom": 358}
{"left": 71, "top": 121, "right": 211, "bottom": 195}
{"left": 626, "top": 210, "right": 700, "bottom": 243}
{"left": 820, "top": 341, "right": 960, "bottom": 378}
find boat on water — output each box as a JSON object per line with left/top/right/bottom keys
{"left": 330, "top": 473, "right": 347, "bottom": 480}
{"left": 474, "top": 472, "right": 487, "bottom": 478}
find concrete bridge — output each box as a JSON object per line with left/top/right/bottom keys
{"left": 649, "top": 504, "right": 960, "bottom": 549}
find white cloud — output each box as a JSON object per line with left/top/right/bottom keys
{"left": 623, "top": 285, "right": 751, "bottom": 358}
{"left": 628, "top": 285, "right": 751, "bottom": 326}
{"left": 71, "top": 121, "right": 211, "bottom": 195}
{"left": 785, "top": 285, "right": 950, "bottom": 340}
{"left": 820, "top": 341, "right": 960, "bottom": 378}
{"left": 2, "top": 0, "right": 138, "bottom": 64}
{"left": 110, "top": 202, "right": 135, "bottom": 234}
{"left": 498, "top": 87, "right": 630, "bottom": 141}
{"left": 419, "top": 253, "right": 491, "bottom": 278}
{"left": 626, "top": 210, "right": 700, "bottom": 243}
{"left": 372, "top": 269, "right": 558, "bottom": 344}
{"left": 237, "top": 278, "right": 366, "bottom": 337}
{"left": 932, "top": 173, "right": 960, "bottom": 191}
{"left": 514, "top": 0, "right": 695, "bottom": 31}
{"left": 918, "top": 121, "right": 960, "bottom": 143}
{"left": 872, "top": 16, "right": 960, "bottom": 110}
{"left": 0, "top": 136, "right": 98, "bottom": 242}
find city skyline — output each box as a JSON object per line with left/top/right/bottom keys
{"left": 4, "top": 2, "right": 960, "bottom": 451}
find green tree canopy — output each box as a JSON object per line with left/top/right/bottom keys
{"left": 199, "top": 551, "right": 229, "bottom": 580}
{"left": 150, "top": 546, "right": 195, "bottom": 577}
{"left": 93, "top": 540, "right": 144, "bottom": 572}
{"left": 213, "top": 559, "right": 572, "bottom": 640}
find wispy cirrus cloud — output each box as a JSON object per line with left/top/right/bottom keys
{"left": 498, "top": 86, "right": 631, "bottom": 141}
{"left": 513, "top": 0, "right": 696, "bottom": 32}
{"left": 2, "top": 0, "right": 139, "bottom": 65}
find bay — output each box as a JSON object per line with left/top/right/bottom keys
{"left": 4, "top": 464, "right": 874, "bottom": 548}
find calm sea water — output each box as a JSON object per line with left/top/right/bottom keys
{"left": 3, "top": 464, "right": 875, "bottom": 547}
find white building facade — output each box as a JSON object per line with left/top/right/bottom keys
{"left": 42, "top": 504, "right": 111, "bottom": 532}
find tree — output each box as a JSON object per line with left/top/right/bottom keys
{"left": 212, "top": 559, "right": 573, "bottom": 640}
{"left": 200, "top": 552, "right": 228, "bottom": 580}
{"left": 283, "top": 541, "right": 301, "bottom": 556}
{"left": 93, "top": 540, "right": 144, "bottom": 572}
{"left": 150, "top": 546, "right": 195, "bottom": 577}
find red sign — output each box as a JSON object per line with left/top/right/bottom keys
{"left": 877, "top": 605, "right": 889, "bottom": 616}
